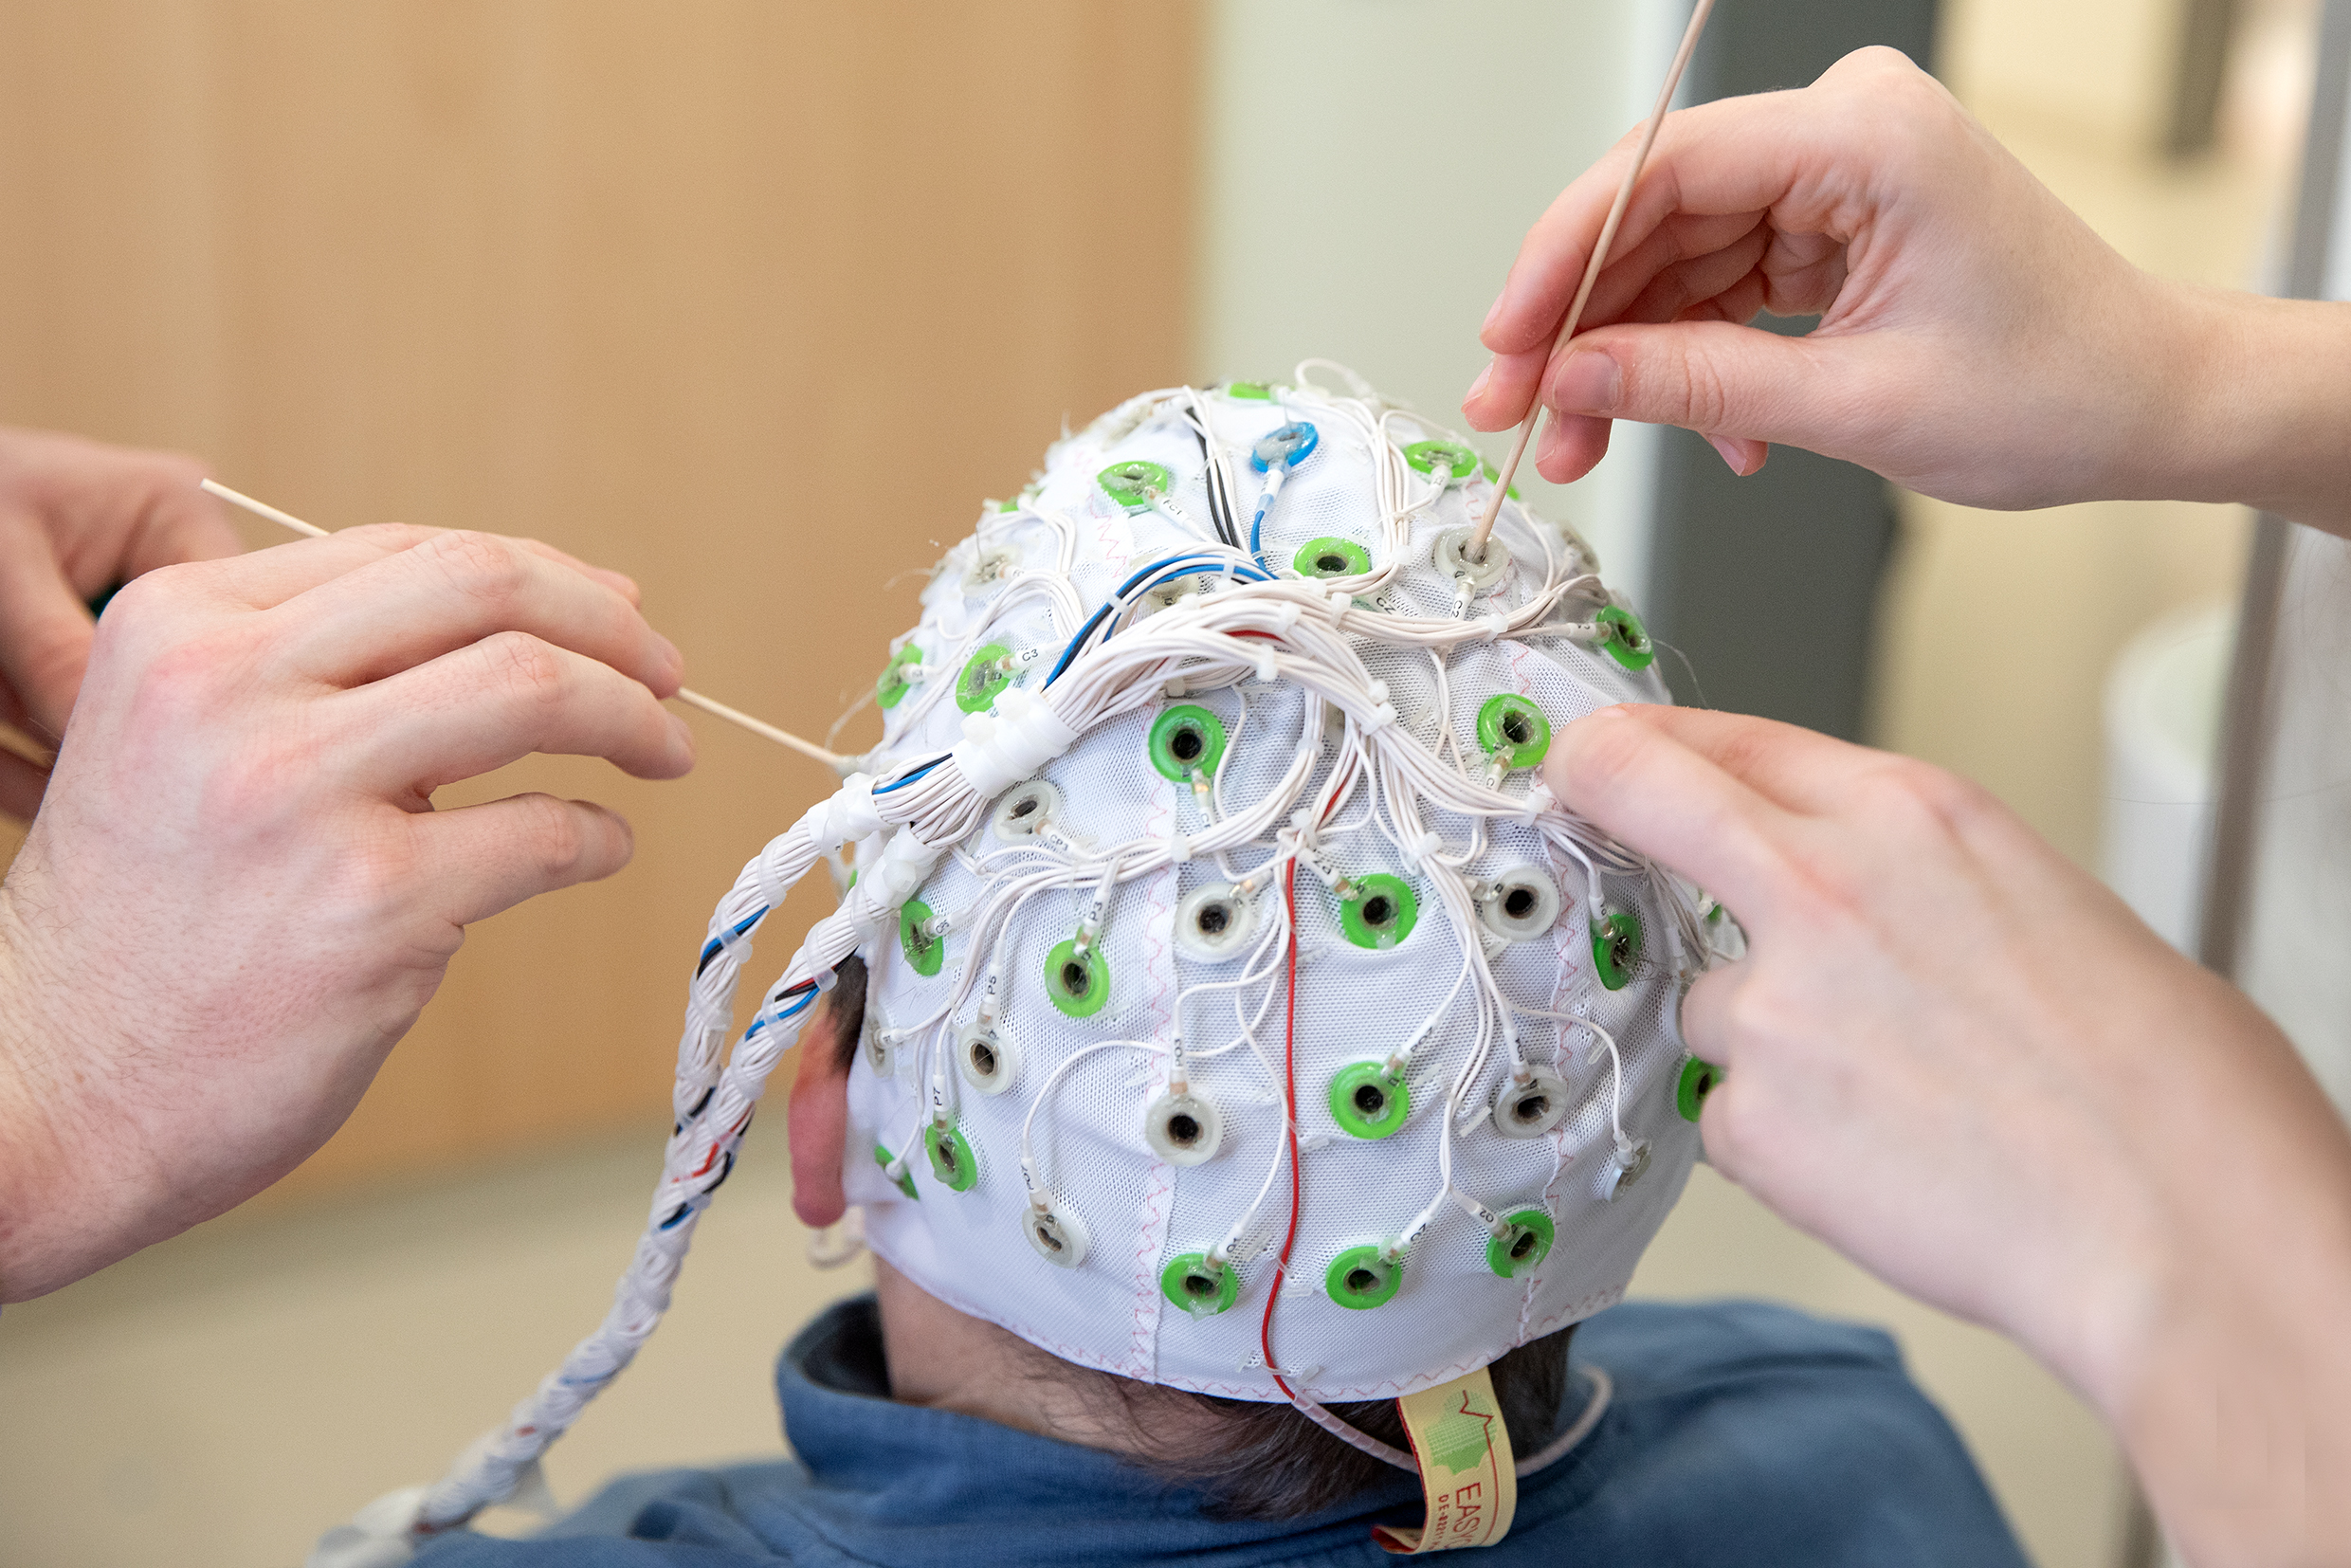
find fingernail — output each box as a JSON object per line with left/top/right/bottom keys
{"left": 1705, "top": 436, "right": 1748, "bottom": 474}
{"left": 1482, "top": 292, "right": 1506, "bottom": 334}
{"left": 657, "top": 634, "right": 684, "bottom": 674}
{"left": 1548, "top": 351, "right": 1621, "bottom": 412}
{"left": 1464, "top": 361, "right": 1493, "bottom": 404}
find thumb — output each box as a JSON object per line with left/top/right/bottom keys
{"left": 1541, "top": 320, "right": 1873, "bottom": 459}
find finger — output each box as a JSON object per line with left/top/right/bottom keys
{"left": 339, "top": 630, "right": 696, "bottom": 798}
{"left": 1704, "top": 436, "right": 1771, "bottom": 477}
{"left": 1532, "top": 410, "right": 1613, "bottom": 485}
{"left": 204, "top": 521, "right": 643, "bottom": 612}
{"left": 1543, "top": 705, "right": 1801, "bottom": 920}
{"left": 265, "top": 527, "right": 681, "bottom": 695}
{"left": 1463, "top": 352, "right": 1548, "bottom": 433}
{"left": 1467, "top": 215, "right": 1774, "bottom": 439}
{"left": 1579, "top": 210, "right": 1772, "bottom": 329}
{"left": 0, "top": 509, "right": 97, "bottom": 738}
{"left": 410, "top": 793, "right": 636, "bottom": 929}
{"left": 1677, "top": 960, "right": 1752, "bottom": 1070}
{"left": 1589, "top": 705, "right": 1875, "bottom": 817}
{"left": 1483, "top": 79, "right": 1893, "bottom": 362}
{"left": 1617, "top": 220, "right": 1775, "bottom": 328}
{"left": 1537, "top": 319, "right": 1892, "bottom": 456}
{"left": 0, "top": 740, "right": 49, "bottom": 820}
{"left": 105, "top": 461, "right": 244, "bottom": 581}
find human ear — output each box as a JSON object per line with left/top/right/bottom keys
{"left": 787, "top": 998, "right": 853, "bottom": 1230}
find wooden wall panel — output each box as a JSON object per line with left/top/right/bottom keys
{"left": 0, "top": 1, "right": 1198, "bottom": 1196}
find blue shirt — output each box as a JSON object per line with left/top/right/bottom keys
{"left": 415, "top": 1296, "right": 2027, "bottom": 1567}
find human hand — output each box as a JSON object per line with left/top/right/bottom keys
{"left": 0, "top": 524, "right": 696, "bottom": 1299}
{"left": 1462, "top": 47, "right": 2351, "bottom": 535}
{"left": 0, "top": 428, "right": 244, "bottom": 815}
{"left": 1549, "top": 704, "right": 2351, "bottom": 1566}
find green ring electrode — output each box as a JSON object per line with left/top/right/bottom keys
{"left": 1592, "top": 910, "right": 1643, "bottom": 990}
{"left": 1098, "top": 460, "right": 1171, "bottom": 510}
{"left": 957, "top": 642, "right": 1013, "bottom": 714}
{"left": 1595, "top": 605, "right": 1656, "bottom": 671}
{"left": 1293, "top": 537, "right": 1373, "bottom": 579}
{"left": 873, "top": 1144, "right": 919, "bottom": 1200}
{"left": 1479, "top": 458, "right": 1522, "bottom": 501}
{"left": 1225, "top": 381, "right": 1275, "bottom": 401}
{"left": 1149, "top": 704, "right": 1228, "bottom": 783}
{"left": 1159, "top": 1253, "right": 1238, "bottom": 1316}
{"left": 876, "top": 644, "right": 922, "bottom": 709}
{"left": 1326, "top": 1245, "right": 1402, "bottom": 1309}
{"left": 1403, "top": 439, "right": 1478, "bottom": 481}
{"left": 1330, "top": 1062, "right": 1410, "bottom": 1139}
{"left": 898, "top": 900, "right": 943, "bottom": 977}
{"left": 923, "top": 1121, "right": 979, "bottom": 1193}
{"left": 1475, "top": 694, "right": 1552, "bottom": 771}
{"left": 1340, "top": 874, "right": 1419, "bottom": 950}
{"left": 1487, "top": 1209, "right": 1555, "bottom": 1279}
{"left": 1676, "top": 1055, "right": 1723, "bottom": 1122}
{"left": 1045, "top": 939, "right": 1110, "bottom": 1017}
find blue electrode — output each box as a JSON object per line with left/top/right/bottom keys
{"left": 1248, "top": 421, "right": 1320, "bottom": 566}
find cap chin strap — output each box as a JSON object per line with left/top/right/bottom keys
{"left": 1283, "top": 1364, "right": 1617, "bottom": 1554}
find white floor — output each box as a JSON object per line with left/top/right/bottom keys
{"left": 0, "top": 1120, "right": 2123, "bottom": 1568}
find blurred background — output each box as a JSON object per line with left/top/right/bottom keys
{"left": 0, "top": 2, "right": 2337, "bottom": 1564}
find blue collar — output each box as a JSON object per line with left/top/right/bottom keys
{"left": 771, "top": 1296, "right": 1599, "bottom": 1568}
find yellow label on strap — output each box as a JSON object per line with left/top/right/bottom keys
{"left": 1372, "top": 1364, "right": 1518, "bottom": 1554}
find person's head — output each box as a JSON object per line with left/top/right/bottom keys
{"left": 373, "top": 369, "right": 1722, "bottom": 1549}
{"left": 789, "top": 954, "right": 1576, "bottom": 1518}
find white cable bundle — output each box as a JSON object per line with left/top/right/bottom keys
{"left": 312, "top": 366, "right": 1724, "bottom": 1566}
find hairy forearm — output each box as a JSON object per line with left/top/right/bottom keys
{"left": 2164, "top": 288, "right": 2351, "bottom": 537}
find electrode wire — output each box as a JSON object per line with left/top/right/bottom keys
{"left": 1466, "top": 0, "right": 1720, "bottom": 564}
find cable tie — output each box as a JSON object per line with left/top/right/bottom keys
{"left": 950, "top": 685, "right": 1082, "bottom": 796}
{"left": 1519, "top": 777, "right": 1559, "bottom": 824}
{"left": 797, "top": 773, "right": 882, "bottom": 852}
{"left": 1480, "top": 611, "right": 1511, "bottom": 641}
{"left": 1164, "top": 823, "right": 1192, "bottom": 864}
{"left": 1269, "top": 601, "right": 1302, "bottom": 633}
{"left": 1359, "top": 702, "right": 1398, "bottom": 732}
{"left": 1403, "top": 829, "right": 1444, "bottom": 865}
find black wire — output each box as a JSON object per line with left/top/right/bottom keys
{"left": 1192, "top": 417, "right": 1239, "bottom": 548}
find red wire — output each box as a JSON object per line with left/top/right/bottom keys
{"left": 1260, "top": 764, "right": 1349, "bottom": 1403}
{"left": 1261, "top": 856, "right": 1303, "bottom": 1401}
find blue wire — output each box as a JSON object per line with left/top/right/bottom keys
{"left": 1248, "top": 478, "right": 1280, "bottom": 565}
{"left": 876, "top": 756, "right": 948, "bottom": 794}
{"left": 1045, "top": 554, "right": 1273, "bottom": 687}
{"left": 696, "top": 908, "right": 768, "bottom": 975}
{"left": 742, "top": 985, "right": 819, "bottom": 1040}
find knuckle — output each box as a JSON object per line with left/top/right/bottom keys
{"left": 1858, "top": 755, "right": 1984, "bottom": 836}
{"left": 515, "top": 792, "right": 590, "bottom": 877}
{"left": 423, "top": 529, "right": 533, "bottom": 607}
{"left": 479, "top": 630, "right": 568, "bottom": 707}
{"left": 337, "top": 816, "right": 427, "bottom": 920}
{"left": 342, "top": 521, "right": 438, "bottom": 554}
